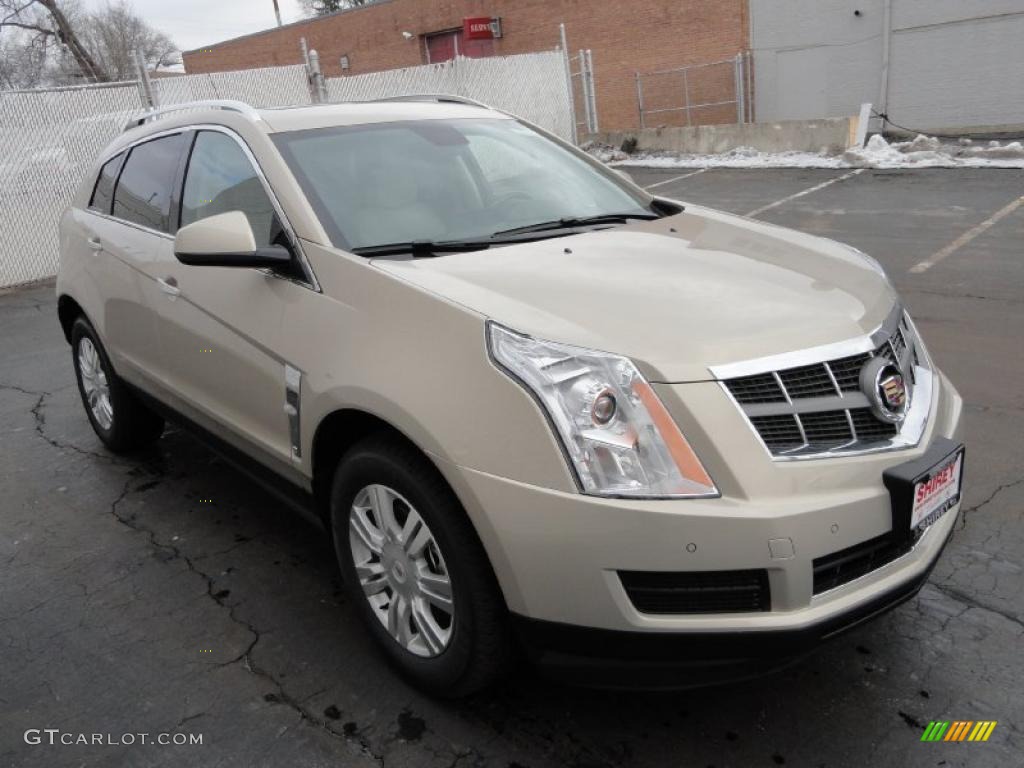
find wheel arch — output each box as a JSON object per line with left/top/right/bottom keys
{"left": 311, "top": 408, "right": 404, "bottom": 518}
{"left": 57, "top": 293, "right": 87, "bottom": 344}
{"left": 309, "top": 406, "right": 520, "bottom": 611}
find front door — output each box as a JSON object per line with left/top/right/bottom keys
{"left": 153, "top": 128, "right": 309, "bottom": 471}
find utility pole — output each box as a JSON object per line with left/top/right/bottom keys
{"left": 272, "top": 0, "right": 283, "bottom": 27}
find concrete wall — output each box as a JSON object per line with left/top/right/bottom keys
{"left": 589, "top": 117, "right": 858, "bottom": 156}
{"left": 750, "top": 0, "right": 1024, "bottom": 132}
{"left": 183, "top": 0, "right": 749, "bottom": 132}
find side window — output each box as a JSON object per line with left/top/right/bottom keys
{"left": 112, "top": 133, "right": 185, "bottom": 233}
{"left": 89, "top": 153, "right": 123, "bottom": 214}
{"left": 181, "top": 131, "right": 283, "bottom": 249}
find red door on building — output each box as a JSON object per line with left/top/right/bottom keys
{"left": 425, "top": 30, "right": 494, "bottom": 63}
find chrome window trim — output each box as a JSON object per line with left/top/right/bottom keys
{"left": 85, "top": 209, "right": 174, "bottom": 241}
{"left": 94, "top": 123, "right": 321, "bottom": 293}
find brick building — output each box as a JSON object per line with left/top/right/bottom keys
{"left": 182, "top": 0, "right": 749, "bottom": 131}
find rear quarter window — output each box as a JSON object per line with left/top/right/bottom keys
{"left": 112, "top": 133, "right": 186, "bottom": 233}
{"left": 89, "top": 154, "right": 123, "bottom": 214}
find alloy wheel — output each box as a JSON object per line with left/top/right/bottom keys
{"left": 348, "top": 484, "right": 455, "bottom": 657}
{"left": 77, "top": 337, "right": 113, "bottom": 430}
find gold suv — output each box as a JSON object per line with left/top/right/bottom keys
{"left": 56, "top": 98, "right": 965, "bottom": 695}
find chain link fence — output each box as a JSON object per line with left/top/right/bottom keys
{"left": 0, "top": 81, "right": 144, "bottom": 288}
{"left": 326, "top": 51, "right": 575, "bottom": 142}
{"left": 153, "top": 64, "right": 314, "bottom": 108}
{"left": 636, "top": 53, "right": 752, "bottom": 129}
{"left": 0, "top": 50, "right": 578, "bottom": 289}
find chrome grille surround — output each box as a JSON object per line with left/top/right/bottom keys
{"left": 713, "top": 306, "right": 933, "bottom": 460}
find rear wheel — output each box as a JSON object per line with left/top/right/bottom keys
{"left": 330, "top": 434, "right": 512, "bottom": 696}
{"left": 71, "top": 317, "right": 164, "bottom": 453}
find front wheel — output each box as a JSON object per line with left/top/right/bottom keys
{"left": 330, "top": 434, "right": 512, "bottom": 697}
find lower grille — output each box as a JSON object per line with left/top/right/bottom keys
{"left": 812, "top": 533, "right": 918, "bottom": 594}
{"left": 619, "top": 569, "right": 771, "bottom": 614}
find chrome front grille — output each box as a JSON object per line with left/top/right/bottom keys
{"left": 720, "top": 309, "right": 931, "bottom": 459}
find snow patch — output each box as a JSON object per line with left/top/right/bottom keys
{"left": 589, "top": 134, "right": 1024, "bottom": 170}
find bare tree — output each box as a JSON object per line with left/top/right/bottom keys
{"left": 1, "top": 0, "right": 178, "bottom": 87}
{"left": 80, "top": 1, "right": 177, "bottom": 81}
{"left": 0, "top": 0, "right": 106, "bottom": 81}
{"left": 299, "top": 0, "right": 372, "bottom": 17}
{"left": 0, "top": 29, "right": 48, "bottom": 87}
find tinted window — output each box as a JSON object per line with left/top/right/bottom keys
{"left": 89, "top": 154, "right": 122, "bottom": 214}
{"left": 181, "top": 131, "right": 282, "bottom": 248}
{"left": 113, "top": 133, "right": 185, "bottom": 232}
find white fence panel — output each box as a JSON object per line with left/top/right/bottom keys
{"left": 326, "top": 51, "right": 574, "bottom": 141}
{"left": 0, "top": 54, "right": 575, "bottom": 288}
{"left": 0, "top": 82, "right": 144, "bottom": 288}
{"left": 154, "top": 64, "right": 313, "bottom": 108}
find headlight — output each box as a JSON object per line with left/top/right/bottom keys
{"left": 487, "top": 323, "right": 718, "bottom": 499}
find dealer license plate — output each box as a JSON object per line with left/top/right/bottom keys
{"left": 910, "top": 449, "right": 964, "bottom": 530}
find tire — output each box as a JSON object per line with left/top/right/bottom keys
{"left": 71, "top": 316, "right": 164, "bottom": 453}
{"left": 330, "top": 433, "right": 512, "bottom": 697}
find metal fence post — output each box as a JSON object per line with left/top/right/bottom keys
{"left": 734, "top": 53, "right": 744, "bottom": 124}
{"left": 308, "top": 49, "right": 327, "bottom": 103}
{"left": 559, "top": 23, "right": 579, "bottom": 144}
{"left": 745, "top": 51, "right": 754, "bottom": 123}
{"left": 585, "top": 49, "right": 598, "bottom": 133}
{"left": 682, "top": 67, "right": 692, "bottom": 126}
{"left": 134, "top": 49, "right": 155, "bottom": 109}
{"left": 635, "top": 71, "right": 645, "bottom": 129}
{"left": 578, "top": 49, "right": 592, "bottom": 135}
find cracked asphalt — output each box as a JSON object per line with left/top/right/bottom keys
{"left": 2, "top": 167, "right": 1022, "bottom": 767}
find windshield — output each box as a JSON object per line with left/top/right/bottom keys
{"left": 271, "top": 118, "right": 652, "bottom": 251}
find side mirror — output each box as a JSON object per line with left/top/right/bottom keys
{"left": 174, "top": 211, "right": 292, "bottom": 268}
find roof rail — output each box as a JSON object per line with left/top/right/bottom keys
{"left": 372, "top": 93, "right": 491, "bottom": 109}
{"left": 123, "top": 100, "right": 262, "bottom": 132}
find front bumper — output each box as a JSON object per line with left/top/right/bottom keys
{"left": 513, "top": 519, "right": 953, "bottom": 689}
{"left": 432, "top": 369, "right": 963, "bottom": 677}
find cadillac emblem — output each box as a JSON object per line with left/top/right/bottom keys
{"left": 860, "top": 357, "right": 909, "bottom": 424}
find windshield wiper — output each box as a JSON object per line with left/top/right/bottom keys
{"left": 351, "top": 214, "right": 663, "bottom": 256}
{"left": 492, "top": 212, "right": 662, "bottom": 237}
{"left": 351, "top": 239, "right": 495, "bottom": 257}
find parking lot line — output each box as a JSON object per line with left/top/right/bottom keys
{"left": 745, "top": 169, "right": 866, "bottom": 217}
{"left": 909, "top": 195, "right": 1024, "bottom": 273}
{"left": 643, "top": 168, "right": 708, "bottom": 190}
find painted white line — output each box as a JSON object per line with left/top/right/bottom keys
{"left": 642, "top": 168, "right": 708, "bottom": 190}
{"left": 909, "top": 195, "right": 1024, "bottom": 274}
{"left": 745, "top": 168, "right": 866, "bottom": 218}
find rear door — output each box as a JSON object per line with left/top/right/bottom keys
{"left": 153, "top": 128, "right": 311, "bottom": 471}
{"left": 83, "top": 132, "right": 188, "bottom": 388}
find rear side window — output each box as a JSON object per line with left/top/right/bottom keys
{"left": 113, "top": 133, "right": 186, "bottom": 233}
{"left": 181, "top": 131, "right": 282, "bottom": 248}
{"left": 89, "top": 154, "right": 123, "bottom": 214}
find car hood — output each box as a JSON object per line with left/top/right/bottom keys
{"left": 373, "top": 205, "right": 898, "bottom": 382}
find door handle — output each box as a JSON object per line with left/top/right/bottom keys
{"left": 157, "top": 276, "right": 180, "bottom": 297}
{"left": 87, "top": 237, "right": 103, "bottom": 252}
